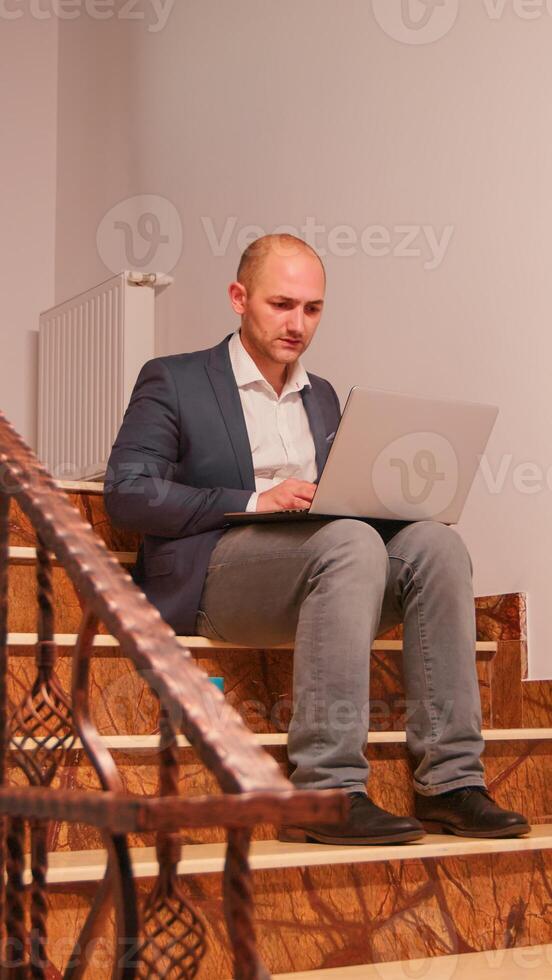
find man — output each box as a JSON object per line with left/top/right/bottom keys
{"left": 105, "top": 233, "right": 529, "bottom": 845}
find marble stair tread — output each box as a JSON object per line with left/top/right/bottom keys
{"left": 5, "top": 630, "right": 498, "bottom": 654}
{"left": 9, "top": 728, "right": 552, "bottom": 752}
{"left": 7, "top": 545, "right": 136, "bottom": 565}
{"left": 25, "top": 824, "right": 552, "bottom": 885}
{"left": 269, "top": 944, "right": 552, "bottom": 980}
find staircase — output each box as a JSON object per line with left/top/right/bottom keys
{"left": 4, "top": 472, "right": 552, "bottom": 976}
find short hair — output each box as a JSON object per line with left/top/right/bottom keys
{"left": 237, "top": 233, "right": 325, "bottom": 295}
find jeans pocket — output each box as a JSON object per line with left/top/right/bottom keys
{"left": 195, "top": 609, "right": 226, "bottom": 642}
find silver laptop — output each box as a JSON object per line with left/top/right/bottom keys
{"left": 225, "top": 386, "right": 498, "bottom": 526}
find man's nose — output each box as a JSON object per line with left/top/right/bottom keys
{"left": 288, "top": 307, "right": 305, "bottom": 334}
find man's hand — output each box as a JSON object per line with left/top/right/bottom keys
{"left": 256, "top": 478, "right": 317, "bottom": 513}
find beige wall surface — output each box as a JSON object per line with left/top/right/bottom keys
{"left": 0, "top": 13, "right": 58, "bottom": 446}
{"left": 55, "top": 8, "right": 134, "bottom": 302}
{"left": 6, "top": 2, "right": 552, "bottom": 677}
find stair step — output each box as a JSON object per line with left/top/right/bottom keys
{"left": 5, "top": 631, "right": 498, "bottom": 654}
{"left": 54, "top": 480, "right": 104, "bottom": 493}
{"left": 9, "top": 728, "right": 552, "bottom": 752}
{"left": 8, "top": 727, "right": 550, "bottom": 851}
{"left": 7, "top": 545, "right": 136, "bottom": 566}
{"left": 10, "top": 732, "right": 287, "bottom": 750}
{"left": 25, "top": 824, "right": 552, "bottom": 885}
{"left": 270, "top": 944, "right": 552, "bottom": 979}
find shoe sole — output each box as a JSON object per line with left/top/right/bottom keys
{"left": 419, "top": 819, "right": 531, "bottom": 839}
{"left": 279, "top": 827, "right": 427, "bottom": 845}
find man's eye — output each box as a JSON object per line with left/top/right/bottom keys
{"left": 272, "top": 302, "right": 288, "bottom": 309}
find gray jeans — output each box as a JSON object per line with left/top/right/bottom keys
{"left": 195, "top": 518, "right": 485, "bottom": 797}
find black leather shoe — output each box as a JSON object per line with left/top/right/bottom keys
{"left": 279, "top": 792, "right": 426, "bottom": 845}
{"left": 414, "top": 786, "right": 531, "bottom": 838}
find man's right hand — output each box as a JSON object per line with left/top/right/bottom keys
{"left": 256, "top": 478, "right": 317, "bottom": 513}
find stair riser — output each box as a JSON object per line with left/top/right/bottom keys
{"left": 191, "top": 647, "right": 494, "bottom": 734}
{"left": 8, "top": 738, "right": 551, "bottom": 853}
{"left": 8, "top": 494, "right": 139, "bottom": 552}
{"left": 7, "top": 654, "right": 156, "bottom": 738}
{"left": 11, "top": 642, "right": 552, "bottom": 737}
{"left": 6, "top": 644, "right": 494, "bottom": 735}
{"left": 7, "top": 565, "right": 136, "bottom": 636}
{"left": 8, "top": 564, "right": 113, "bottom": 634}
{"left": 7, "top": 595, "right": 552, "bottom": 734}
{"left": 36, "top": 848, "right": 552, "bottom": 977}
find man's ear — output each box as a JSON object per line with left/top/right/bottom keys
{"left": 228, "top": 281, "right": 247, "bottom": 315}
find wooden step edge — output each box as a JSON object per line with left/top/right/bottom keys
{"left": 55, "top": 480, "right": 104, "bottom": 493}
{"left": 269, "top": 944, "right": 552, "bottom": 980}
{"left": 9, "top": 733, "right": 287, "bottom": 751}
{"left": 28, "top": 824, "right": 552, "bottom": 886}
{"left": 7, "top": 546, "right": 136, "bottom": 566}
{"left": 5, "top": 631, "right": 499, "bottom": 654}
{"left": 9, "top": 728, "right": 552, "bottom": 755}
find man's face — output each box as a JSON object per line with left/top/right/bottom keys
{"left": 231, "top": 248, "right": 325, "bottom": 369}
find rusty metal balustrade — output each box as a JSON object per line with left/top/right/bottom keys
{"left": 0, "top": 411, "right": 347, "bottom": 980}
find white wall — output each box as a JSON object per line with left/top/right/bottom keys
{"left": 55, "top": 9, "right": 134, "bottom": 302}
{"left": 46, "top": 2, "right": 552, "bottom": 677}
{"left": 0, "top": 13, "right": 58, "bottom": 446}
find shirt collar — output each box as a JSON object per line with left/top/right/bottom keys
{"left": 228, "top": 330, "right": 311, "bottom": 396}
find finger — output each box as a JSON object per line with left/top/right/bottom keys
{"left": 294, "top": 487, "right": 316, "bottom": 501}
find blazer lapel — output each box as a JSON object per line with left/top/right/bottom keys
{"left": 301, "top": 383, "right": 330, "bottom": 480}
{"left": 205, "top": 335, "right": 256, "bottom": 491}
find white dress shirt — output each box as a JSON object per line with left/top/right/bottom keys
{"left": 228, "top": 330, "right": 317, "bottom": 512}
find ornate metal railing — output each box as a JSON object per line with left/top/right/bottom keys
{"left": 0, "top": 411, "right": 346, "bottom": 979}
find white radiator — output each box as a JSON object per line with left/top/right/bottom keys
{"left": 38, "top": 271, "right": 171, "bottom": 481}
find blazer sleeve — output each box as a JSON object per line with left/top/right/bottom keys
{"left": 104, "top": 358, "right": 253, "bottom": 538}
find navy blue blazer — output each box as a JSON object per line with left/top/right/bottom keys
{"left": 104, "top": 332, "right": 341, "bottom": 634}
